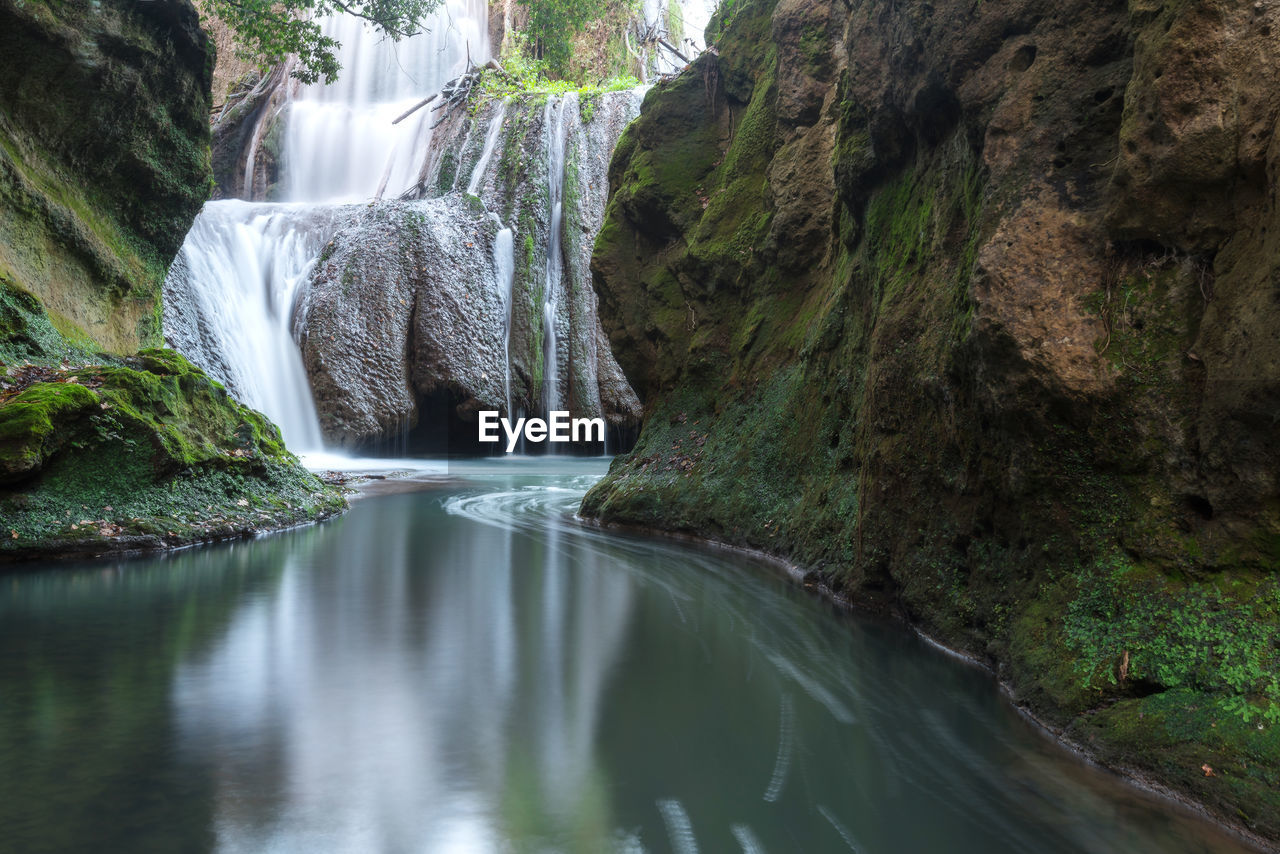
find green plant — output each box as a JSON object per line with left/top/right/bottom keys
{"left": 517, "top": 0, "right": 610, "bottom": 75}
{"left": 205, "top": 0, "right": 444, "bottom": 84}
{"left": 1065, "top": 556, "right": 1280, "bottom": 723}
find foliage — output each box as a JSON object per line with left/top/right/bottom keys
{"left": 474, "top": 32, "right": 639, "bottom": 121}
{"left": 205, "top": 0, "right": 443, "bottom": 84}
{"left": 1065, "top": 556, "right": 1280, "bottom": 723}
{"left": 517, "top": 0, "right": 611, "bottom": 75}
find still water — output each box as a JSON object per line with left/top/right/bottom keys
{"left": 0, "top": 459, "right": 1254, "bottom": 853}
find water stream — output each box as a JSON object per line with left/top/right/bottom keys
{"left": 18, "top": 5, "right": 1266, "bottom": 851}
{"left": 164, "top": 1, "right": 491, "bottom": 453}
{"left": 0, "top": 461, "right": 1255, "bottom": 853}
{"left": 541, "top": 95, "right": 572, "bottom": 417}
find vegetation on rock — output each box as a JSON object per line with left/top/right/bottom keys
{"left": 0, "top": 0, "right": 347, "bottom": 560}
{"left": 583, "top": 0, "right": 1280, "bottom": 839}
{"left": 205, "top": 0, "right": 443, "bottom": 84}
{"left": 0, "top": 286, "right": 345, "bottom": 561}
{"left": 0, "top": 0, "right": 212, "bottom": 354}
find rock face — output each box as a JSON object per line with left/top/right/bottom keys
{"left": 295, "top": 90, "right": 644, "bottom": 448}
{"left": 296, "top": 198, "right": 508, "bottom": 446}
{"left": 0, "top": 0, "right": 346, "bottom": 558}
{"left": 0, "top": 0, "right": 212, "bottom": 353}
{"left": 209, "top": 64, "right": 292, "bottom": 201}
{"left": 583, "top": 0, "right": 1280, "bottom": 839}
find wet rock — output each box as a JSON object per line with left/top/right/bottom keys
{"left": 300, "top": 89, "right": 645, "bottom": 448}
{"left": 210, "top": 63, "right": 294, "bottom": 201}
{"left": 297, "top": 199, "right": 507, "bottom": 446}
{"left": 583, "top": 0, "right": 1280, "bottom": 838}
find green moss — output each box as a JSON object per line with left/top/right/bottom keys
{"left": 0, "top": 349, "right": 345, "bottom": 560}
{"left": 583, "top": 0, "right": 1280, "bottom": 837}
{"left": 1065, "top": 555, "right": 1280, "bottom": 723}
{"left": 0, "top": 0, "right": 212, "bottom": 353}
{"left": 0, "top": 381, "right": 99, "bottom": 483}
{"left": 0, "top": 275, "right": 95, "bottom": 365}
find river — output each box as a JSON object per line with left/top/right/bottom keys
{"left": 0, "top": 459, "right": 1255, "bottom": 853}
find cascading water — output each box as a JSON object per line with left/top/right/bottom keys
{"left": 493, "top": 226, "right": 516, "bottom": 417}
{"left": 541, "top": 95, "right": 572, "bottom": 416}
{"left": 166, "top": 0, "right": 651, "bottom": 454}
{"left": 164, "top": 1, "right": 490, "bottom": 453}
{"left": 164, "top": 202, "right": 338, "bottom": 449}
{"left": 466, "top": 99, "right": 509, "bottom": 196}
{"left": 640, "top": 0, "right": 717, "bottom": 76}
{"left": 284, "top": 4, "right": 489, "bottom": 203}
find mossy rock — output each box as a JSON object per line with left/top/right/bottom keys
{"left": 0, "top": 298, "right": 345, "bottom": 561}
{"left": 0, "top": 0, "right": 212, "bottom": 353}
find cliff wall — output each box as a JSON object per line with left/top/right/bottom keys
{"left": 583, "top": 0, "right": 1280, "bottom": 837}
{"left": 0, "top": 0, "right": 212, "bottom": 353}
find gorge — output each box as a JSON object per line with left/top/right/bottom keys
{"left": 1, "top": 0, "right": 1278, "bottom": 849}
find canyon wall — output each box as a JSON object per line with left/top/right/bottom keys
{"left": 0, "top": 0, "right": 344, "bottom": 561}
{"left": 0, "top": 0, "right": 212, "bottom": 353}
{"left": 582, "top": 0, "right": 1280, "bottom": 838}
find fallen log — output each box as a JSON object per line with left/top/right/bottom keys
{"left": 392, "top": 93, "right": 437, "bottom": 125}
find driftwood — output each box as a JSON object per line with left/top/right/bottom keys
{"left": 392, "top": 93, "right": 437, "bottom": 125}
{"left": 390, "top": 60, "right": 517, "bottom": 132}
{"left": 657, "top": 37, "right": 691, "bottom": 65}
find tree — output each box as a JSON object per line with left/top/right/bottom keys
{"left": 206, "top": 0, "right": 444, "bottom": 84}
{"left": 517, "top": 0, "right": 610, "bottom": 75}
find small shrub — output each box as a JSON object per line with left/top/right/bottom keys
{"left": 1065, "top": 556, "right": 1280, "bottom": 723}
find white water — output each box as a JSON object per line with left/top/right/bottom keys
{"left": 165, "top": 1, "right": 645, "bottom": 455}
{"left": 165, "top": 2, "right": 493, "bottom": 454}
{"left": 494, "top": 225, "right": 516, "bottom": 417}
{"left": 165, "top": 202, "right": 335, "bottom": 449}
{"left": 541, "top": 95, "right": 572, "bottom": 415}
{"left": 641, "top": 0, "right": 717, "bottom": 75}
{"left": 285, "top": 2, "right": 489, "bottom": 203}
{"left": 466, "top": 99, "right": 509, "bottom": 196}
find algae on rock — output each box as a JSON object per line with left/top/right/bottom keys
{"left": 0, "top": 296, "right": 345, "bottom": 561}
{"left": 0, "top": 0, "right": 345, "bottom": 561}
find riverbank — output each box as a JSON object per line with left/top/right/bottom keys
{"left": 0, "top": 341, "right": 348, "bottom": 565}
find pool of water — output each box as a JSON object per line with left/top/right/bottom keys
{"left": 0, "top": 458, "right": 1254, "bottom": 852}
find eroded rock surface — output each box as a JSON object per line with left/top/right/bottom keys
{"left": 295, "top": 91, "right": 644, "bottom": 447}
{"left": 297, "top": 199, "right": 508, "bottom": 446}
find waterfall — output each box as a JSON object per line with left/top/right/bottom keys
{"left": 164, "top": 1, "right": 491, "bottom": 453}
{"left": 467, "top": 99, "right": 509, "bottom": 196}
{"left": 494, "top": 225, "right": 516, "bottom": 417}
{"left": 165, "top": 1, "right": 644, "bottom": 455}
{"left": 541, "top": 95, "right": 572, "bottom": 416}
{"left": 164, "top": 202, "right": 340, "bottom": 449}
{"left": 639, "top": 0, "right": 716, "bottom": 76}
{"left": 284, "top": 2, "right": 489, "bottom": 203}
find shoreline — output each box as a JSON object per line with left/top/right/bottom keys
{"left": 0, "top": 503, "right": 348, "bottom": 568}
{"left": 4, "top": 464, "right": 1272, "bottom": 850}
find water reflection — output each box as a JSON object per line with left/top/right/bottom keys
{"left": 0, "top": 460, "right": 1259, "bottom": 853}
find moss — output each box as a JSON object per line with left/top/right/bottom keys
{"left": 0, "top": 381, "right": 100, "bottom": 483}
{"left": 0, "top": 275, "right": 95, "bottom": 365}
{"left": 435, "top": 149, "right": 460, "bottom": 196}
{"left": 1075, "top": 690, "right": 1280, "bottom": 835}
{"left": 0, "top": 0, "right": 212, "bottom": 353}
{"left": 0, "top": 349, "right": 345, "bottom": 561}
